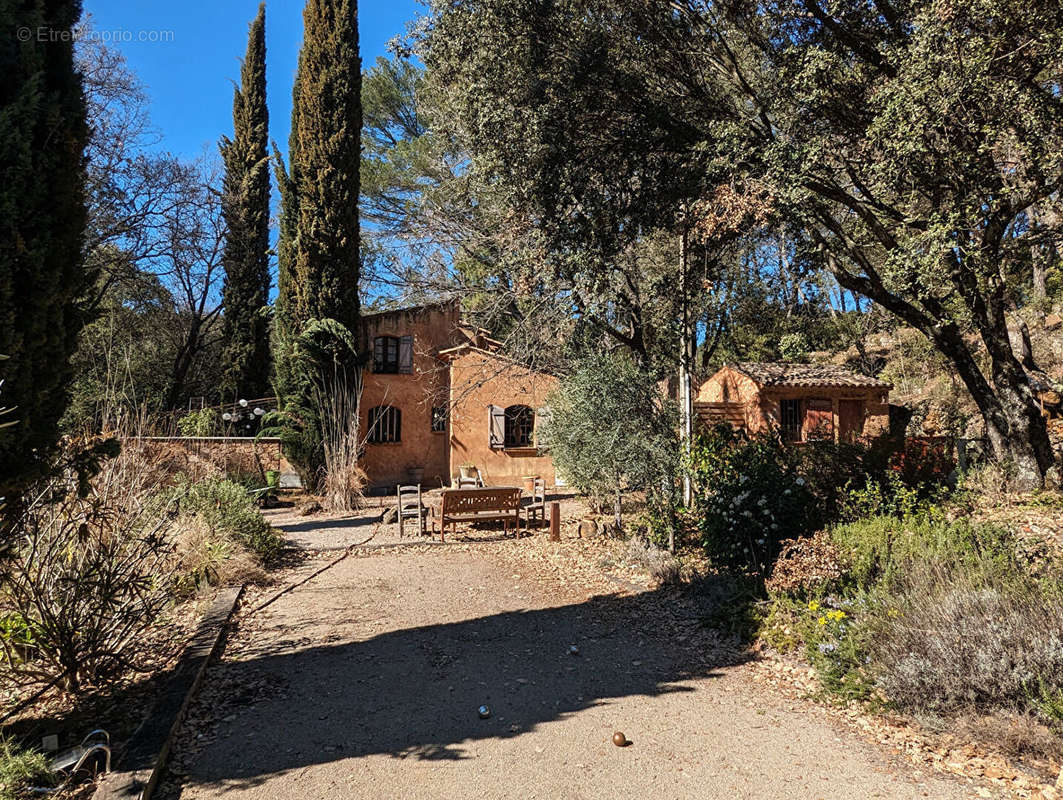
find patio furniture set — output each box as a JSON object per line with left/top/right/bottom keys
{"left": 395, "top": 478, "right": 547, "bottom": 542}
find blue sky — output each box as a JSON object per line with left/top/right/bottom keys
{"left": 83, "top": 0, "right": 424, "bottom": 160}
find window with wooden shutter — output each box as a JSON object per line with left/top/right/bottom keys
{"left": 488, "top": 404, "right": 505, "bottom": 449}
{"left": 504, "top": 405, "right": 534, "bottom": 448}
{"left": 805, "top": 398, "right": 834, "bottom": 441}
{"left": 399, "top": 335, "right": 414, "bottom": 374}
{"left": 373, "top": 336, "right": 400, "bottom": 373}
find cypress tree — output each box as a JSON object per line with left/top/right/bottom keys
{"left": 272, "top": 52, "right": 303, "bottom": 404}
{"left": 289, "top": 0, "right": 361, "bottom": 334}
{"left": 219, "top": 3, "right": 271, "bottom": 402}
{"left": 0, "top": 0, "right": 90, "bottom": 498}
{"left": 266, "top": 0, "right": 362, "bottom": 488}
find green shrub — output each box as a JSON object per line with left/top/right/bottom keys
{"left": 0, "top": 737, "right": 52, "bottom": 799}
{"left": 685, "top": 425, "right": 814, "bottom": 576}
{"left": 170, "top": 477, "right": 283, "bottom": 562}
{"left": 177, "top": 407, "right": 220, "bottom": 437}
{"left": 800, "top": 597, "right": 877, "bottom": 703}
{"left": 829, "top": 515, "right": 1017, "bottom": 592}
{"left": 766, "top": 512, "right": 1063, "bottom": 723}
{"left": 838, "top": 473, "right": 940, "bottom": 521}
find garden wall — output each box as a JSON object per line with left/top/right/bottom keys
{"left": 127, "top": 437, "right": 298, "bottom": 486}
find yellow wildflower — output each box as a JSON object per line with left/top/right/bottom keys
{"left": 808, "top": 601, "right": 820, "bottom": 612}
{"left": 817, "top": 616, "right": 827, "bottom": 626}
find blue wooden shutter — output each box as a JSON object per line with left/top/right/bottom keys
{"left": 399, "top": 335, "right": 414, "bottom": 374}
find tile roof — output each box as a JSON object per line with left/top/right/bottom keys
{"left": 731, "top": 362, "right": 891, "bottom": 389}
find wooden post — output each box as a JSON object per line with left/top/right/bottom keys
{"left": 549, "top": 502, "right": 561, "bottom": 542}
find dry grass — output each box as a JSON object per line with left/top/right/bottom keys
{"left": 765, "top": 531, "right": 844, "bottom": 596}
{"left": 171, "top": 517, "right": 265, "bottom": 598}
{"left": 317, "top": 366, "right": 365, "bottom": 514}
{"left": 952, "top": 711, "right": 1063, "bottom": 764}
{"left": 621, "top": 537, "right": 682, "bottom": 585}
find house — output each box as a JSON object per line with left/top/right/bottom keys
{"left": 357, "top": 301, "right": 557, "bottom": 489}
{"left": 695, "top": 362, "right": 891, "bottom": 443}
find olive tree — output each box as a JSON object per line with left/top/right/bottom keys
{"left": 543, "top": 353, "right": 679, "bottom": 541}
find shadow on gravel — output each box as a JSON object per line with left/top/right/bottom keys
{"left": 175, "top": 577, "right": 754, "bottom": 793}
{"left": 272, "top": 515, "right": 381, "bottom": 534}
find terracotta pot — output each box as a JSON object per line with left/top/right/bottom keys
{"left": 522, "top": 476, "right": 538, "bottom": 493}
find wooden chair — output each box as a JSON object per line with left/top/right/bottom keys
{"left": 524, "top": 478, "right": 546, "bottom": 528}
{"left": 455, "top": 468, "right": 484, "bottom": 488}
{"left": 396, "top": 484, "right": 425, "bottom": 537}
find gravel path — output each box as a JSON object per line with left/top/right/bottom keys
{"left": 161, "top": 540, "right": 975, "bottom": 800}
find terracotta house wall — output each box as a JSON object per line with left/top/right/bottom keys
{"left": 695, "top": 367, "right": 770, "bottom": 431}
{"left": 358, "top": 304, "right": 462, "bottom": 488}
{"left": 447, "top": 349, "right": 558, "bottom": 486}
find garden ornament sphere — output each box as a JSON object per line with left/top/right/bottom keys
{"left": 239, "top": 398, "right": 249, "bottom": 407}
{"left": 612, "top": 731, "right": 628, "bottom": 747}
{"left": 222, "top": 412, "right": 232, "bottom": 421}
{"left": 478, "top": 705, "right": 491, "bottom": 719}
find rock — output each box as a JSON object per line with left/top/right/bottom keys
{"left": 984, "top": 764, "right": 1016, "bottom": 781}
{"left": 578, "top": 518, "right": 599, "bottom": 538}
{"left": 1045, "top": 313, "right": 1063, "bottom": 331}
{"left": 1057, "top": 765, "right": 1063, "bottom": 790}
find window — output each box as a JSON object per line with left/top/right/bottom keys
{"left": 780, "top": 399, "right": 802, "bottom": 442}
{"left": 431, "top": 406, "right": 447, "bottom": 433}
{"left": 373, "top": 335, "right": 413, "bottom": 374}
{"left": 367, "top": 405, "right": 401, "bottom": 443}
{"left": 504, "top": 405, "right": 534, "bottom": 448}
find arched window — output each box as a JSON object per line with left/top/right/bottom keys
{"left": 367, "top": 405, "right": 401, "bottom": 443}
{"left": 504, "top": 405, "right": 534, "bottom": 448}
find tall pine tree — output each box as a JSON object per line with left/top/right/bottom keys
{"left": 219, "top": 3, "right": 271, "bottom": 402}
{"left": 0, "top": 0, "right": 90, "bottom": 499}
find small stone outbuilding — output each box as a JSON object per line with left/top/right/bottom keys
{"left": 695, "top": 362, "right": 891, "bottom": 443}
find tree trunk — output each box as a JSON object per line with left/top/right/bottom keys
{"left": 933, "top": 324, "right": 1053, "bottom": 491}
{"left": 613, "top": 480, "right": 623, "bottom": 535}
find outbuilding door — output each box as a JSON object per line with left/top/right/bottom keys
{"left": 838, "top": 400, "right": 865, "bottom": 443}
{"left": 804, "top": 399, "right": 834, "bottom": 441}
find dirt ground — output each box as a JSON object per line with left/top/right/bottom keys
{"left": 153, "top": 504, "right": 989, "bottom": 800}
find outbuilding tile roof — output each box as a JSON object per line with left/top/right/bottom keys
{"left": 732, "top": 362, "right": 891, "bottom": 389}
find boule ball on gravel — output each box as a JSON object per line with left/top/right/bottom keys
{"left": 478, "top": 705, "right": 491, "bottom": 719}
{"left": 612, "top": 731, "right": 628, "bottom": 747}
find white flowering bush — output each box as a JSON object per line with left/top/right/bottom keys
{"left": 685, "top": 425, "right": 814, "bottom": 575}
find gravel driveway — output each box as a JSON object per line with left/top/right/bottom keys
{"left": 161, "top": 540, "right": 974, "bottom": 800}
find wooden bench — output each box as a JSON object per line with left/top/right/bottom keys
{"left": 432, "top": 487, "right": 522, "bottom": 542}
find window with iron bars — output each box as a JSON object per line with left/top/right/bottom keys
{"left": 367, "top": 405, "right": 401, "bottom": 443}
